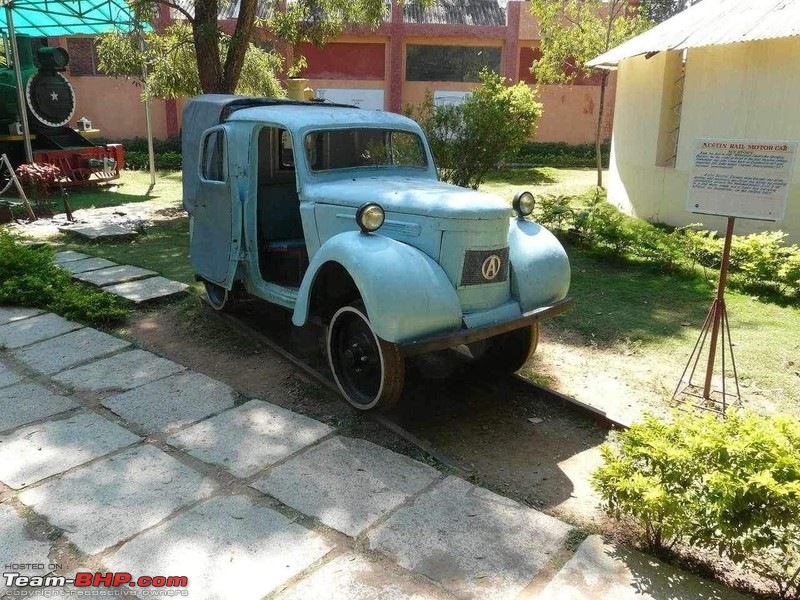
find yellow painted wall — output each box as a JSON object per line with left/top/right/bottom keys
{"left": 609, "top": 38, "right": 800, "bottom": 241}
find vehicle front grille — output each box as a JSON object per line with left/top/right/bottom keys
{"left": 460, "top": 247, "right": 509, "bottom": 286}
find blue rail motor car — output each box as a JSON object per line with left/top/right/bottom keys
{"left": 183, "top": 95, "right": 572, "bottom": 410}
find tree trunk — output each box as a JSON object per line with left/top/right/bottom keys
{"left": 193, "top": 0, "right": 224, "bottom": 92}
{"left": 595, "top": 70, "right": 608, "bottom": 188}
{"left": 221, "top": 0, "right": 259, "bottom": 92}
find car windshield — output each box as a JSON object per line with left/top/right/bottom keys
{"left": 304, "top": 128, "right": 427, "bottom": 172}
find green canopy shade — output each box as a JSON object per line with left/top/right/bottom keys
{"left": 0, "top": 0, "right": 148, "bottom": 36}
{"left": 0, "top": 0, "right": 153, "bottom": 180}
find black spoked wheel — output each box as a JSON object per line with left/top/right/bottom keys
{"left": 203, "top": 280, "right": 235, "bottom": 312}
{"left": 468, "top": 321, "right": 540, "bottom": 374}
{"left": 327, "top": 304, "right": 404, "bottom": 411}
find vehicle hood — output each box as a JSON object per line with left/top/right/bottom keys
{"left": 303, "top": 176, "right": 511, "bottom": 220}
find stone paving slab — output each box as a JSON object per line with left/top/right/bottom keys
{"left": 368, "top": 476, "right": 573, "bottom": 600}
{"left": 0, "top": 361, "right": 23, "bottom": 388}
{"left": 0, "top": 503, "right": 52, "bottom": 597}
{"left": 536, "top": 535, "right": 748, "bottom": 600}
{"left": 0, "top": 306, "right": 43, "bottom": 326}
{"left": 167, "top": 399, "right": 333, "bottom": 479}
{"left": 274, "top": 554, "right": 454, "bottom": 600}
{"left": 0, "top": 382, "right": 78, "bottom": 434}
{"left": 74, "top": 265, "right": 158, "bottom": 287}
{"left": 106, "top": 494, "right": 334, "bottom": 600}
{"left": 19, "top": 444, "right": 216, "bottom": 555}
{"left": 13, "top": 327, "right": 131, "bottom": 375}
{"left": 103, "top": 277, "right": 189, "bottom": 303}
{"left": 103, "top": 371, "right": 236, "bottom": 434}
{"left": 0, "top": 412, "right": 141, "bottom": 489}
{"left": 60, "top": 257, "right": 118, "bottom": 274}
{"left": 59, "top": 223, "right": 138, "bottom": 240}
{"left": 0, "top": 313, "right": 82, "bottom": 349}
{"left": 52, "top": 349, "right": 185, "bottom": 392}
{"left": 53, "top": 250, "right": 90, "bottom": 264}
{"left": 254, "top": 436, "right": 440, "bottom": 537}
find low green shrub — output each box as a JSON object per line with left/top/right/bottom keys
{"left": 125, "top": 150, "right": 182, "bottom": 171}
{"left": 533, "top": 192, "right": 800, "bottom": 297}
{"left": 0, "top": 229, "right": 129, "bottom": 325}
{"left": 93, "top": 135, "right": 182, "bottom": 155}
{"left": 511, "top": 141, "right": 610, "bottom": 168}
{"left": 594, "top": 412, "right": 800, "bottom": 599}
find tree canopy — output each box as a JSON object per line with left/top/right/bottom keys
{"left": 98, "top": 0, "right": 392, "bottom": 99}
{"left": 530, "top": 0, "right": 649, "bottom": 186}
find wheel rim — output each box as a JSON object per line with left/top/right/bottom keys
{"left": 204, "top": 281, "right": 228, "bottom": 311}
{"left": 328, "top": 306, "right": 384, "bottom": 409}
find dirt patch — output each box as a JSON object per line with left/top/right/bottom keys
{"left": 118, "top": 299, "right": 611, "bottom": 530}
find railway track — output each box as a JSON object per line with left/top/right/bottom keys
{"left": 208, "top": 300, "right": 626, "bottom": 477}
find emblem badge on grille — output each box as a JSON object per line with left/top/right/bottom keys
{"left": 481, "top": 254, "right": 502, "bottom": 280}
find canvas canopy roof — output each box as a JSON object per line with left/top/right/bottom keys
{"left": 0, "top": 0, "right": 145, "bottom": 36}
{"left": 588, "top": 0, "right": 800, "bottom": 69}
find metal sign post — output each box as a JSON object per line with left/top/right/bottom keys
{"left": 673, "top": 216, "right": 739, "bottom": 413}
{"left": 673, "top": 138, "right": 798, "bottom": 416}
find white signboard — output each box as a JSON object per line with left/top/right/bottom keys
{"left": 687, "top": 138, "right": 798, "bottom": 222}
{"left": 433, "top": 91, "right": 472, "bottom": 106}
{"left": 315, "top": 88, "right": 385, "bottom": 111}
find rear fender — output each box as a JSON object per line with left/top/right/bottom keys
{"left": 292, "top": 232, "right": 462, "bottom": 343}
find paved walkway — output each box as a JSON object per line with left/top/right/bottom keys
{"left": 55, "top": 251, "right": 188, "bottom": 304}
{"left": 0, "top": 306, "right": 749, "bottom": 599}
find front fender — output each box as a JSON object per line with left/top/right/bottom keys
{"left": 509, "top": 219, "right": 571, "bottom": 313}
{"left": 292, "top": 232, "right": 463, "bottom": 343}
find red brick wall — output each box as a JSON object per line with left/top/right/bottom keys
{"left": 299, "top": 42, "right": 386, "bottom": 80}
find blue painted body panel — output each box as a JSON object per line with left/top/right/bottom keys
{"left": 508, "top": 219, "right": 571, "bottom": 312}
{"left": 183, "top": 95, "right": 572, "bottom": 347}
{"left": 292, "top": 232, "right": 463, "bottom": 343}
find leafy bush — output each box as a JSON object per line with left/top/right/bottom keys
{"left": 94, "top": 135, "right": 182, "bottom": 155}
{"left": 125, "top": 150, "right": 182, "bottom": 171}
{"left": 532, "top": 192, "right": 800, "bottom": 297}
{"left": 594, "top": 412, "right": 800, "bottom": 599}
{"left": 0, "top": 229, "right": 129, "bottom": 325}
{"left": 511, "top": 141, "right": 610, "bottom": 168}
{"left": 593, "top": 414, "right": 698, "bottom": 552}
{"left": 14, "top": 163, "right": 62, "bottom": 216}
{"left": 406, "top": 70, "right": 543, "bottom": 189}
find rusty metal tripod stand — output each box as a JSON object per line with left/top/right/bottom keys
{"left": 673, "top": 216, "right": 741, "bottom": 415}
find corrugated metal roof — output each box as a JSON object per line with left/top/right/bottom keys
{"left": 173, "top": 0, "right": 275, "bottom": 20}
{"left": 404, "top": 0, "right": 506, "bottom": 27}
{"left": 588, "top": 0, "right": 800, "bottom": 68}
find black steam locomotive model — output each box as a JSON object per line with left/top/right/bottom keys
{"left": 0, "top": 34, "right": 123, "bottom": 184}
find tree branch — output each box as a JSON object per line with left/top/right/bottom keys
{"left": 153, "top": 0, "right": 195, "bottom": 23}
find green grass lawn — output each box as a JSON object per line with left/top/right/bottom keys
{"left": 61, "top": 170, "right": 183, "bottom": 212}
{"left": 555, "top": 242, "right": 800, "bottom": 415}
{"left": 480, "top": 167, "right": 604, "bottom": 201}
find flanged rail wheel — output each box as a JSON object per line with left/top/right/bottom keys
{"left": 203, "top": 280, "right": 234, "bottom": 312}
{"left": 327, "top": 304, "right": 404, "bottom": 411}
{"left": 469, "top": 321, "right": 539, "bottom": 374}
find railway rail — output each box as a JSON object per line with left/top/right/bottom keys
{"left": 207, "top": 300, "right": 627, "bottom": 476}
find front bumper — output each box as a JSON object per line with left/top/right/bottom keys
{"left": 398, "top": 297, "right": 574, "bottom": 357}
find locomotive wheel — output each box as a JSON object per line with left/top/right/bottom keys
{"left": 203, "top": 280, "right": 236, "bottom": 312}
{"left": 327, "top": 304, "right": 404, "bottom": 411}
{"left": 468, "top": 321, "right": 539, "bottom": 374}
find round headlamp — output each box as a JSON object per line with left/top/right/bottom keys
{"left": 356, "top": 203, "right": 385, "bottom": 233}
{"left": 512, "top": 191, "right": 536, "bottom": 217}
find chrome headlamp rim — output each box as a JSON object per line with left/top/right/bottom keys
{"left": 512, "top": 191, "right": 536, "bottom": 217}
{"left": 356, "top": 202, "right": 385, "bottom": 233}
